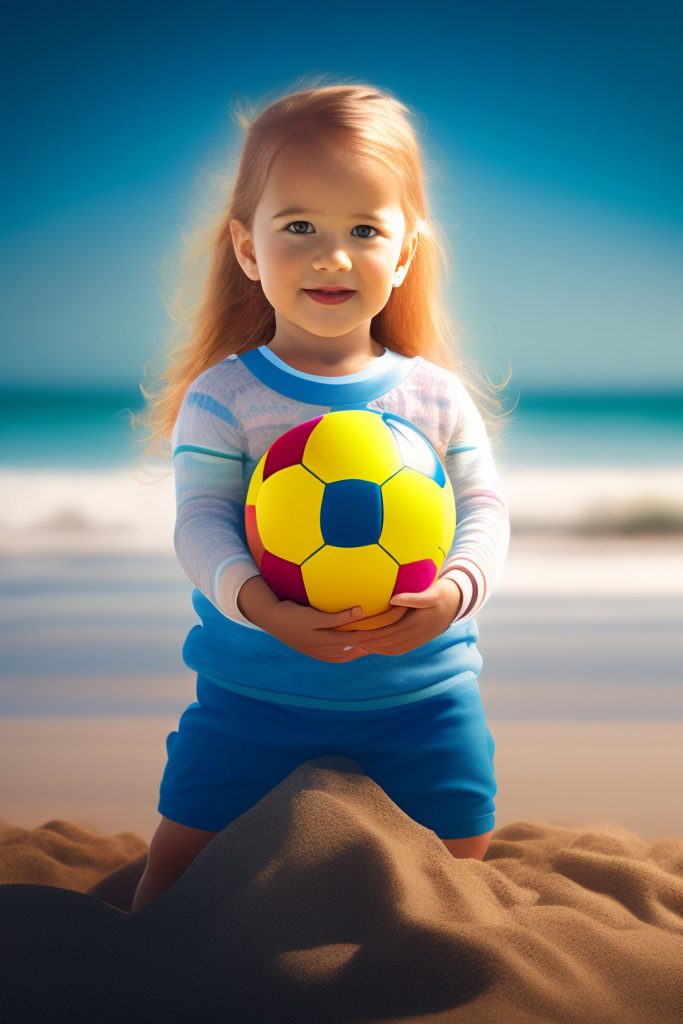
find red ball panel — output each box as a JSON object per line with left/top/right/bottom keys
{"left": 393, "top": 560, "right": 437, "bottom": 596}
{"left": 260, "top": 551, "right": 309, "bottom": 605}
{"left": 262, "top": 416, "right": 323, "bottom": 482}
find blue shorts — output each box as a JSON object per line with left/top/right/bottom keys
{"left": 158, "top": 674, "right": 497, "bottom": 841}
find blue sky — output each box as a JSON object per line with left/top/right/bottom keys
{"left": 1, "top": 0, "right": 680, "bottom": 391}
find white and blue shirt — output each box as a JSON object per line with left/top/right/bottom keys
{"left": 172, "top": 344, "right": 510, "bottom": 711}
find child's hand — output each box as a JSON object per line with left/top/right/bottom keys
{"left": 345, "top": 579, "right": 463, "bottom": 657}
{"left": 266, "top": 600, "right": 377, "bottom": 663}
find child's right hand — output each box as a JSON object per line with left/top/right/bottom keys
{"left": 265, "top": 600, "right": 371, "bottom": 663}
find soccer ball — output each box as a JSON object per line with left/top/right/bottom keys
{"left": 244, "top": 410, "right": 455, "bottom": 631}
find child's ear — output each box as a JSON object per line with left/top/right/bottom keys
{"left": 401, "top": 230, "right": 419, "bottom": 276}
{"left": 230, "top": 219, "right": 259, "bottom": 282}
{"left": 393, "top": 229, "right": 419, "bottom": 284}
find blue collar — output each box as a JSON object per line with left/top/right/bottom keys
{"left": 237, "top": 344, "right": 420, "bottom": 410}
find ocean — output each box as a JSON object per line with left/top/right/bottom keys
{"left": 1, "top": 388, "right": 682, "bottom": 470}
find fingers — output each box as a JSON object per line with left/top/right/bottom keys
{"left": 334, "top": 643, "right": 369, "bottom": 662}
{"left": 315, "top": 605, "right": 363, "bottom": 627}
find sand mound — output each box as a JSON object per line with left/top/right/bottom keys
{"left": 1, "top": 756, "right": 682, "bottom": 1023}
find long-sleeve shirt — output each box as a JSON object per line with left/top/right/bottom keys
{"left": 172, "top": 343, "right": 510, "bottom": 711}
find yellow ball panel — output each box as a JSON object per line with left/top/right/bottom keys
{"left": 258, "top": 464, "right": 324, "bottom": 563}
{"left": 304, "top": 410, "right": 401, "bottom": 483}
{"left": 382, "top": 468, "right": 456, "bottom": 564}
{"left": 302, "top": 544, "right": 398, "bottom": 618}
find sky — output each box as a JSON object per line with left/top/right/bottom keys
{"left": 1, "top": 0, "right": 681, "bottom": 392}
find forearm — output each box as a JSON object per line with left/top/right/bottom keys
{"left": 234, "top": 574, "right": 281, "bottom": 629}
{"left": 440, "top": 494, "right": 510, "bottom": 622}
{"left": 443, "top": 374, "right": 511, "bottom": 623}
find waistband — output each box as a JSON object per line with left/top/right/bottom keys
{"left": 193, "top": 667, "right": 480, "bottom": 712}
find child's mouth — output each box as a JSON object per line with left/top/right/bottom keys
{"left": 303, "top": 290, "right": 356, "bottom": 305}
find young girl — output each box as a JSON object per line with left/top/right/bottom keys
{"left": 132, "top": 82, "right": 511, "bottom": 911}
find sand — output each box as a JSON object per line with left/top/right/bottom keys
{"left": 1, "top": 756, "right": 682, "bottom": 1024}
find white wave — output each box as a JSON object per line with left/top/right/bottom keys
{"left": 0, "top": 463, "right": 177, "bottom": 554}
{"left": 500, "top": 465, "right": 683, "bottom": 535}
{"left": 1, "top": 461, "right": 682, "bottom": 556}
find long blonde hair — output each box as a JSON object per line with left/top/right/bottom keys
{"left": 130, "top": 76, "right": 516, "bottom": 469}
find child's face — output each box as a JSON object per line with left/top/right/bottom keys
{"left": 231, "top": 141, "right": 414, "bottom": 347}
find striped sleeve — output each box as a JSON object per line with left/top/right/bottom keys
{"left": 172, "top": 378, "right": 263, "bottom": 630}
{"left": 439, "top": 376, "right": 510, "bottom": 623}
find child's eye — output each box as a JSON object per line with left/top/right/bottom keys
{"left": 285, "top": 221, "right": 379, "bottom": 238}
{"left": 352, "top": 224, "right": 379, "bottom": 238}
{"left": 284, "top": 221, "right": 312, "bottom": 234}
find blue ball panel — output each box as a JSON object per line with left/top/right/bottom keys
{"left": 321, "top": 480, "right": 382, "bottom": 546}
{"left": 381, "top": 412, "right": 446, "bottom": 487}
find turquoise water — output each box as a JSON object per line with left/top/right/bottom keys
{"left": 0, "top": 390, "right": 148, "bottom": 469}
{"left": 499, "top": 391, "right": 683, "bottom": 466}
{"left": 0, "top": 388, "right": 681, "bottom": 469}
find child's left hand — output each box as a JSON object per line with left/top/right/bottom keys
{"left": 348, "top": 579, "right": 463, "bottom": 657}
